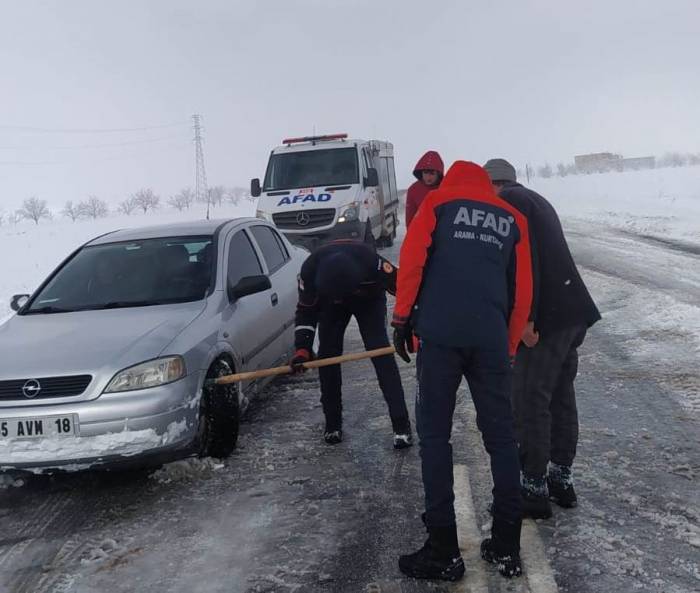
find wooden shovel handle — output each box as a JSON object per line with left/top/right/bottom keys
{"left": 213, "top": 346, "right": 396, "bottom": 385}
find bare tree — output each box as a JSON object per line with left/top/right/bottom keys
{"left": 62, "top": 201, "right": 80, "bottom": 222}
{"left": 18, "top": 197, "right": 51, "bottom": 225}
{"left": 226, "top": 187, "right": 249, "bottom": 205}
{"left": 208, "top": 185, "right": 226, "bottom": 208}
{"left": 77, "top": 196, "right": 109, "bottom": 219}
{"left": 556, "top": 163, "right": 569, "bottom": 177}
{"left": 132, "top": 188, "right": 160, "bottom": 213}
{"left": 116, "top": 197, "right": 137, "bottom": 215}
{"left": 8, "top": 211, "right": 22, "bottom": 225}
{"left": 537, "top": 164, "right": 553, "bottom": 179}
{"left": 168, "top": 188, "right": 194, "bottom": 211}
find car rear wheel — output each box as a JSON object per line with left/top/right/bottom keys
{"left": 197, "top": 358, "right": 240, "bottom": 458}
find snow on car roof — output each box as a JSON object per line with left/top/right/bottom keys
{"left": 86, "top": 218, "right": 257, "bottom": 245}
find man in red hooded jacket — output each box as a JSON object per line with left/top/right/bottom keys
{"left": 405, "top": 150, "right": 444, "bottom": 227}
{"left": 392, "top": 161, "right": 532, "bottom": 581}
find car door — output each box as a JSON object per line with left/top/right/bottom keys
{"left": 248, "top": 224, "right": 297, "bottom": 364}
{"left": 222, "top": 228, "right": 278, "bottom": 377}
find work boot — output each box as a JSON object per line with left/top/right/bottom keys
{"left": 323, "top": 428, "right": 343, "bottom": 445}
{"left": 399, "top": 523, "right": 465, "bottom": 581}
{"left": 480, "top": 518, "right": 522, "bottom": 578}
{"left": 548, "top": 463, "right": 578, "bottom": 508}
{"left": 521, "top": 474, "right": 552, "bottom": 519}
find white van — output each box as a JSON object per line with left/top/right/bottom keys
{"left": 251, "top": 134, "right": 399, "bottom": 249}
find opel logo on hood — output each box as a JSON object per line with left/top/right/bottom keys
{"left": 296, "top": 212, "right": 311, "bottom": 226}
{"left": 22, "top": 379, "right": 42, "bottom": 399}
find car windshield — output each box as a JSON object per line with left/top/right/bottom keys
{"left": 262, "top": 147, "right": 359, "bottom": 191}
{"left": 24, "top": 236, "right": 214, "bottom": 314}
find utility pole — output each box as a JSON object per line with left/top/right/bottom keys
{"left": 192, "top": 114, "right": 209, "bottom": 219}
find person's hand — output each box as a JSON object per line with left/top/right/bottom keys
{"left": 289, "top": 349, "right": 313, "bottom": 373}
{"left": 521, "top": 321, "right": 539, "bottom": 348}
{"left": 392, "top": 324, "right": 415, "bottom": 363}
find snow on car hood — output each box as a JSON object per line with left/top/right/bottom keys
{"left": 0, "top": 302, "right": 206, "bottom": 379}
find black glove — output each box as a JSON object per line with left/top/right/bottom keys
{"left": 392, "top": 324, "right": 415, "bottom": 363}
{"left": 290, "top": 348, "right": 313, "bottom": 374}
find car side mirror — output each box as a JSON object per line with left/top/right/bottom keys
{"left": 10, "top": 294, "right": 30, "bottom": 312}
{"left": 364, "top": 167, "right": 379, "bottom": 188}
{"left": 250, "top": 178, "right": 262, "bottom": 198}
{"left": 228, "top": 275, "right": 271, "bottom": 302}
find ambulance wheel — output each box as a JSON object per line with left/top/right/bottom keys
{"left": 196, "top": 358, "right": 240, "bottom": 459}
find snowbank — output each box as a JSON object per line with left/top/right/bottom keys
{"left": 530, "top": 166, "right": 700, "bottom": 243}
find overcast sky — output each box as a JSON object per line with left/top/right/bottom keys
{"left": 1, "top": 0, "right": 698, "bottom": 208}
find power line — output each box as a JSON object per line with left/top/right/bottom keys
{"left": 0, "top": 121, "right": 190, "bottom": 134}
{"left": 0, "top": 142, "right": 191, "bottom": 167}
{"left": 0, "top": 134, "right": 189, "bottom": 151}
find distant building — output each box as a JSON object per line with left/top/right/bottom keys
{"left": 574, "top": 152, "right": 622, "bottom": 173}
{"left": 574, "top": 152, "right": 655, "bottom": 173}
{"left": 620, "top": 156, "right": 656, "bottom": 171}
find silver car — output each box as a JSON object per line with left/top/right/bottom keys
{"left": 0, "top": 218, "right": 306, "bottom": 472}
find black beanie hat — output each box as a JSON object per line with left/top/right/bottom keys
{"left": 315, "top": 251, "right": 363, "bottom": 299}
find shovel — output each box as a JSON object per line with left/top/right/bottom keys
{"left": 210, "top": 346, "right": 396, "bottom": 386}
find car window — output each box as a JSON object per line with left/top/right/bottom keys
{"left": 24, "top": 236, "right": 215, "bottom": 313}
{"left": 227, "top": 230, "right": 263, "bottom": 287}
{"left": 250, "top": 225, "right": 288, "bottom": 274}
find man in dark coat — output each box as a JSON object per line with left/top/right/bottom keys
{"left": 290, "top": 239, "right": 412, "bottom": 448}
{"left": 484, "top": 158, "right": 601, "bottom": 519}
{"left": 405, "top": 150, "right": 444, "bottom": 227}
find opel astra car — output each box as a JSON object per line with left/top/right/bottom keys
{"left": 0, "top": 218, "right": 305, "bottom": 472}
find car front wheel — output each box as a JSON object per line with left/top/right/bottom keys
{"left": 196, "top": 358, "right": 240, "bottom": 458}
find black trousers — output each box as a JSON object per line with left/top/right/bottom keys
{"left": 512, "top": 324, "right": 588, "bottom": 478}
{"left": 317, "top": 293, "right": 409, "bottom": 432}
{"left": 416, "top": 340, "right": 522, "bottom": 526}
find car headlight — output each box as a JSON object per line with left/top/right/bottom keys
{"left": 256, "top": 210, "right": 272, "bottom": 222}
{"left": 338, "top": 203, "right": 360, "bottom": 223}
{"left": 104, "top": 356, "right": 186, "bottom": 393}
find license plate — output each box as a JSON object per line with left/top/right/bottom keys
{"left": 0, "top": 415, "right": 78, "bottom": 439}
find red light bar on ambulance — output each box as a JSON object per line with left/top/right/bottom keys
{"left": 282, "top": 133, "right": 348, "bottom": 145}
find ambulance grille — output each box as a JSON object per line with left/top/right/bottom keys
{"left": 273, "top": 208, "right": 336, "bottom": 230}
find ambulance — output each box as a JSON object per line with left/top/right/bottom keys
{"left": 252, "top": 134, "right": 400, "bottom": 249}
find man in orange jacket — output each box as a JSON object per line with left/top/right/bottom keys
{"left": 405, "top": 150, "right": 444, "bottom": 227}
{"left": 392, "top": 161, "right": 532, "bottom": 580}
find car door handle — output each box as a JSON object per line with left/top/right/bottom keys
{"left": 271, "top": 293, "right": 278, "bottom": 306}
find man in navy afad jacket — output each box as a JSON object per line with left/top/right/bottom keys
{"left": 484, "top": 159, "right": 601, "bottom": 519}
{"left": 291, "top": 240, "right": 412, "bottom": 448}
{"left": 392, "top": 161, "right": 533, "bottom": 581}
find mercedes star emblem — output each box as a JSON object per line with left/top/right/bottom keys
{"left": 296, "top": 212, "right": 311, "bottom": 226}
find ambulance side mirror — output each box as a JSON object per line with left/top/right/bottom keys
{"left": 364, "top": 168, "right": 379, "bottom": 188}
{"left": 250, "top": 178, "right": 262, "bottom": 198}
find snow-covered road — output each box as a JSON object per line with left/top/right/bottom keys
{"left": 1, "top": 224, "right": 698, "bottom": 593}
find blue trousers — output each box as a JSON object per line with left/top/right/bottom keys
{"left": 416, "top": 340, "right": 522, "bottom": 526}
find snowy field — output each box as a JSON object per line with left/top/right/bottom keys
{"left": 531, "top": 166, "right": 700, "bottom": 243}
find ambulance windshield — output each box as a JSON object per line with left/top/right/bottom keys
{"left": 263, "top": 148, "right": 359, "bottom": 191}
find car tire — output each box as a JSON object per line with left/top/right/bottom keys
{"left": 197, "top": 358, "right": 240, "bottom": 459}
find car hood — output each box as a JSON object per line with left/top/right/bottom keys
{"left": 0, "top": 302, "right": 207, "bottom": 379}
